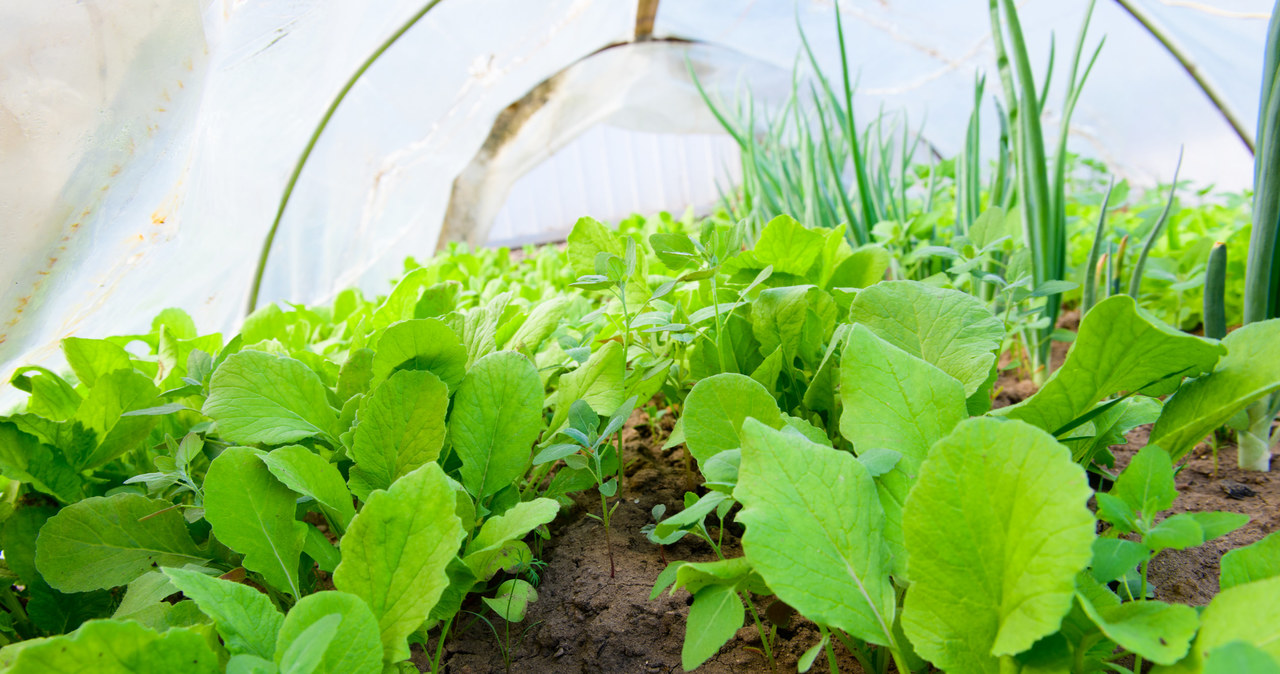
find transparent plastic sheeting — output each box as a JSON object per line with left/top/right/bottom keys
{"left": 0, "top": 0, "right": 1272, "bottom": 405}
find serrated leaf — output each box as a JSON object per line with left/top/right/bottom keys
{"left": 369, "top": 319, "right": 467, "bottom": 393}
{"left": 204, "top": 447, "right": 306, "bottom": 597}
{"left": 682, "top": 374, "right": 784, "bottom": 466}
{"left": 1151, "top": 320, "right": 1280, "bottom": 460}
{"left": 848, "top": 281, "right": 1004, "bottom": 397}
{"left": 4, "top": 620, "right": 218, "bottom": 673}
{"left": 35, "top": 494, "right": 207, "bottom": 592}
{"left": 735, "top": 420, "right": 898, "bottom": 648}
{"left": 839, "top": 324, "right": 966, "bottom": 579}
{"left": 449, "top": 351, "right": 543, "bottom": 500}
{"left": 348, "top": 369, "right": 448, "bottom": 500}
{"left": 903, "top": 418, "right": 1095, "bottom": 672}
{"left": 998, "top": 296, "right": 1222, "bottom": 436}
{"left": 275, "top": 592, "right": 381, "bottom": 674}
{"left": 204, "top": 351, "right": 337, "bottom": 446}
{"left": 163, "top": 568, "right": 283, "bottom": 660}
{"left": 333, "top": 463, "right": 465, "bottom": 665}
{"left": 261, "top": 445, "right": 355, "bottom": 531}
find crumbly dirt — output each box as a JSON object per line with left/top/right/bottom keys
{"left": 420, "top": 407, "right": 867, "bottom": 674}
{"left": 1112, "top": 426, "right": 1280, "bottom": 606}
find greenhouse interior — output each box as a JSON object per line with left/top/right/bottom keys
{"left": 1, "top": 0, "right": 1279, "bottom": 671}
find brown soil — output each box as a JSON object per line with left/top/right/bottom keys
{"left": 421, "top": 408, "right": 866, "bottom": 674}
{"left": 1112, "top": 426, "right": 1280, "bottom": 606}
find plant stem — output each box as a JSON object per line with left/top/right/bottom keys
{"left": 430, "top": 617, "right": 452, "bottom": 674}
{"left": 600, "top": 491, "right": 616, "bottom": 578}
{"left": 744, "top": 596, "right": 777, "bottom": 672}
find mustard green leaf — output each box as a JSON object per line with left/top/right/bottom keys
{"left": 449, "top": 351, "right": 543, "bottom": 500}
{"left": 466, "top": 498, "right": 559, "bottom": 559}
{"left": 1151, "top": 320, "right": 1280, "bottom": 460}
{"left": 71, "top": 369, "right": 160, "bottom": 470}
{"left": 1220, "top": 531, "right": 1280, "bottom": 590}
{"left": 4, "top": 621, "right": 218, "bottom": 674}
{"left": 903, "top": 418, "right": 1095, "bottom": 672}
{"left": 682, "top": 584, "right": 744, "bottom": 671}
{"left": 848, "top": 281, "right": 1004, "bottom": 397}
{"left": 1077, "top": 594, "right": 1198, "bottom": 665}
{"left": 275, "top": 592, "right": 381, "bottom": 674}
{"left": 62, "top": 337, "right": 133, "bottom": 388}
{"left": 753, "top": 215, "right": 825, "bottom": 276}
{"left": 998, "top": 296, "right": 1222, "bottom": 436}
{"left": 204, "top": 447, "right": 307, "bottom": 597}
{"left": 348, "top": 369, "right": 448, "bottom": 500}
{"left": 683, "top": 374, "right": 784, "bottom": 466}
{"left": 35, "top": 494, "right": 207, "bottom": 593}
{"left": 260, "top": 445, "right": 355, "bottom": 531}
{"left": 1158, "top": 576, "right": 1280, "bottom": 674}
{"left": 547, "top": 340, "right": 625, "bottom": 435}
{"left": 0, "top": 422, "right": 82, "bottom": 503}
{"left": 1111, "top": 445, "right": 1178, "bottom": 521}
{"left": 203, "top": 351, "right": 338, "bottom": 446}
{"left": 369, "top": 318, "right": 467, "bottom": 392}
{"left": 1201, "top": 642, "right": 1280, "bottom": 674}
{"left": 163, "top": 568, "right": 283, "bottom": 660}
{"left": 735, "top": 420, "right": 898, "bottom": 648}
{"left": 839, "top": 324, "right": 967, "bottom": 578}
{"left": 507, "top": 296, "right": 571, "bottom": 355}
{"left": 333, "top": 462, "right": 465, "bottom": 665}
{"left": 827, "top": 244, "right": 891, "bottom": 290}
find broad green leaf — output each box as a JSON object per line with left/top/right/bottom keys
{"left": 204, "top": 447, "right": 307, "bottom": 597}
{"left": 682, "top": 584, "right": 744, "bottom": 670}
{"left": 226, "top": 654, "right": 277, "bottom": 674}
{"left": 672, "top": 556, "right": 767, "bottom": 597}
{"left": 449, "top": 351, "right": 543, "bottom": 500}
{"left": 839, "top": 325, "right": 967, "bottom": 578}
{"left": 506, "top": 297, "right": 570, "bottom": 355}
{"left": 427, "top": 557, "right": 478, "bottom": 626}
{"left": 204, "top": 351, "right": 338, "bottom": 446}
{"left": 968, "top": 206, "right": 1012, "bottom": 248}
{"left": 1201, "top": 642, "right": 1280, "bottom": 674}
{"left": 466, "top": 498, "right": 558, "bottom": 558}
{"left": 482, "top": 579, "right": 537, "bottom": 622}
{"left": 1077, "top": 594, "right": 1198, "bottom": 665}
{"left": 653, "top": 491, "right": 728, "bottom": 541}
{"left": 278, "top": 614, "right": 339, "bottom": 674}
{"left": 35, "top": 494, "right": 207, "bottom": 592}
{"left": 303, "top": 524, "right": 341, "bottom": 573}
{"left": 333, "top": 462, "right": 465, "bottom": 665}
{"left": 335, "top": 348, "right": 374, "bottom": 403}
{"left": 848, "top": 281, "right": 1004, "bottom": 397}
{"left": 1090, "top": 538, "right": 1149, "bottom": 584}
{"left": 444, "top": 292, "right": 510, "bottom": 369}
{"left": 62, "top": 337, "right": 133, "bottom": 388}
{"left": 70, "top": 369, "right": 160, "bottom": 470}
{"left": 163, "top": 568, "right": 283, "bottom": 660}
{"left": 112, "top": 572, "right": 178, "bottom": 625}
{"left": 751, "top": 285, "right": 835, "bottom": 367}
{"left": 998, "top": 296, "right": 1222, "bottom": 435}
{"left": 261, "top": 445, "right": 355, "bottom": 531}
{"left": 1062, "top": 397, "right": 1161, "bottom": 464}
{"left": 10, "top": 366, "right": 81, "bottom": 420}
{"left": 413, "top": 280, "right": 461, "bottom": 319}
{"left": 1111, "top": 445, "right": 1178, "bottom": 521}
{"left": 4, "top": 505, "right": 56, "bottom": 587}
{"left": 1159, "top": 576, "right": 1280, "bottom": 673}
{"left": 1145, "top": 512, "right": 1248, "bottom": 554}
{"left": 371, "top": 267, "right": 434, "bottom": 330}
{"left": 827, "top": 244, "right": 891, "bottom": 290}
{"left": 0, "top": 422, "right": 82, "bottom": 503}
{"left": 3, "top": 621, "right": 218, "bottom": 673}
{"left": 753, "top": 215, "right": 825, "bottom": 276}
{"left": 682, "top": 374, "right": 784, "bottom": 466}
{"left": 370, "top": 318, "right": 467, "bottom": 392}
{"left": 1220, "top": 531, "right": 1280, "bottom": 590}
{"left": 567, "top": 216, "right": 624, "bottom": 277}
{"left": 735, "top": 420, "right": 898, "bottom": 648}
{"left": 348, "top": 369, "right": 448, "bottom": 500}
{"left": 903, "top": 418, "right": 1095, "bottom": 672}
{"left": 25, "top": 584, "right": 113, "bottom": 634}
{"left": 547, "top": 340, "right": 625, "bottom": 434}
{"left": 1151, "top": 320, "right": 1280, "bottom": 460}
{"left": 276, "top": 592, "right": 381, "bottom": 674}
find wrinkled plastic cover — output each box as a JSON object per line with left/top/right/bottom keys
{"left": 0, "top": 0, "right": 1271, "bottom": 401}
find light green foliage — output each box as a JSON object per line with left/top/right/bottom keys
{"left": 1220, "top": 531, "right": 1280, "bottom": 590}
{"left": 848, "top": 281, "right": 1004, "bottom": 397}
{"left": 0, "top": 422, "right": 82, "bottom": 503}
{"left": 70, "top": 369, "right": 160, "bottom": 470}
{"left": 753, "top": 215, "right": 826, "bottom": 276}
{"left": 682, "top": 374, "right": 784, "bottom": 465}
{"left": 1062, "top": 396, "right": 1161, "bottom": 465}
{"left": 999, "top": 295, "right": 1222, "bottom": 435}
{"left": 275, "top": 592, "right": 381, "bottom": 674}
{"left": 827, "top": 244, "right": 890, "bottom": 289}
{"left": 548, "top": 340, "right": 625, "bottom": 433}
{"left": 204, "top": 350, "right": 338, "bottom": 445}
{"left": 1151, "top": 319, "right": 1280, "bottom": 460}
{"left": 61, "top": 337, "right": 133, "bottom": 388}
{"left": 349, "top": 369, "right": 449, "bottom": 499}
{"left": 2, "top": 620, "right": 218, "bottom": 673}
{"left": 903, "top": 418, "right": 1095, "bottom": 673}
{"left": 736, "top": 420, "right": 898, "bottom": 648}
{"left": 750, "top": 285, "right": 836, "bottom": 368}
{"left": 261, "top": 445, "right": 355, "bottom": 531}
{"left": 333, "top": 463, "right": 465, "bottom": 665}
{"left": 483, "top": 579, "right": 538, "bottom": 622}
{"left": 163, "top": 568, "right": 283, "bottom": 660}
{"left": 203, "top": 447, "right": 307, "bottom": 597}
{"left": 369, "top": 318, "right": 468, "bottom": 392}
{"left": 1077, "top": 594, "right": 1198, "bottom": 665}
{"left": 35, "top": 494, "right": 207, "bottom": 593}
{"left": 682, "top": 583, "right": 743, "bottom": 670}
{"left": 1158, "top": 576, "right": 1280, "bottom": 673}
{"left": 449, "top": 351, "right": 543, "bottom": 500}
{"left": 839, "top": 324, "right": 966, "bottom": 578}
